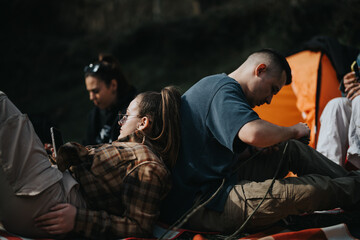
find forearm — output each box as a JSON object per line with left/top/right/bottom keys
{"left": 238, "top": 119, "right": 298, "bottom": 148}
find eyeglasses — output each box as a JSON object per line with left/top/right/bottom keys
{"left": 84, "top": 63, "right": 101, "bottom": 73}
{"left": 118, "top": 113, "right": 140, "bottom": 125}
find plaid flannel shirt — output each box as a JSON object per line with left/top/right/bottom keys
{"left": 68, "top": 140, "right": 171, "bottom": 239}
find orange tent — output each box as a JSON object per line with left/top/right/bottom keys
{"left": 255, "top": 36, "right": 359, "bottom": 150}
{"left": 254, "top": 51, "right": 342, "bottom": 148}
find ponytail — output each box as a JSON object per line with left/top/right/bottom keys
{"left": 137, "top": 86, "right": 181, "bottom": 168}
{"left": 158, "top": 86, "right": 181, "bottom": 168}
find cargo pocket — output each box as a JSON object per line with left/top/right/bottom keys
{"left": 238, "top": 179, "right": 286, "bottom": 230}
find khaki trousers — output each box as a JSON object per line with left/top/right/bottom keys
{"left": 187, "top": 140, "right": 360, "bottom": 233}
{"left": 0, "top": 91, "right": 86, "bottom": 238}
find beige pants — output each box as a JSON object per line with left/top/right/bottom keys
{"left": 187, "top": 140, "right": 360, "bottom": 233}
{"left": 0, "top": 91, "right": 86, "bottom": 238}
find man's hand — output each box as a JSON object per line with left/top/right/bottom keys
{"left": 291, "top": 122, "right": 310, "bottom": 140}
{"left": 34, "top": 203, "right": 76, "bottom": 235}
{"left": 343, "top": 71, "right": 360, "bottom": 100}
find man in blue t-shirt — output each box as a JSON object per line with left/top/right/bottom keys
{"left": 160, "top": 49, "right": 360, "bottom": 234}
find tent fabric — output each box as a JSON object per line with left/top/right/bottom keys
{"left": 254, "top": 50, "right": 341, "bottom": 148}
{"left": 253, "top": 84, "right": 303, "bottom": 127}
{"left": 255, "top": 35, "right": 359, "bottom": 148}
{"left": 254, "top": 50, "right": 350, "bottom": 148}
{"left": 289, "top": 51, "right": 342, "bottom": 147}
{"left": 302, "top": 36, "right": 359, "bottom": 86}
{"left": 286, "top": 50, "right": 323, "bottom": 148}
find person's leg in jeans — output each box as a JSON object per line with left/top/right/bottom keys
{"left": 316, "top": 97, "right": 351, "bottom": 166}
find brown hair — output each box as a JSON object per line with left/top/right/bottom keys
{"left": 136, "top": 86, "right": 181, "bottom": 168}
{"left": 84, "top": 53, "right": 131, "bottom": 95}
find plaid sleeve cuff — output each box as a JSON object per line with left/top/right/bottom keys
{"left": 74, "top": 207, "right": 113, "bottom": 238}
{"left": 73, "top": 207, "right": 92, "bottom": 237}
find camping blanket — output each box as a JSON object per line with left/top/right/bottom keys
{"left": 0, "top": 223, "right": 357, "bottom": 240}
{"left": 238, "top": 223, "right": 356, "bottom": 240}
{"left": 152, "top": 223, "right": 357, "bottom": 240}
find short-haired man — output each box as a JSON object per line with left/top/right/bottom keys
{"left": 160, "top": 49, "right": 360, "bottom": 234}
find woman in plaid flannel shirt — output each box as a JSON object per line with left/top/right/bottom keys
{"left": 0, "top": 86, "right": 180, "bottom": 239}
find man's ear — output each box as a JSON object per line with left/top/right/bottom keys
{"left": 137, "top": 116, "right": 151, "bottom": 132}
{"left": 255, "top": 63, "right": 267, "bottom": 77}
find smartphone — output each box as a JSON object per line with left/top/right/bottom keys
{"left": 50, "top": 127, "right": 64, "bottom": 158}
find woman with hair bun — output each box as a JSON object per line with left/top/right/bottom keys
{"left": 83, "top": 53, "right": 137, "bottom": 145}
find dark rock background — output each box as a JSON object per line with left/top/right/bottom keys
{"left": 1, "top": 0, "right": 359, "bottom": 142}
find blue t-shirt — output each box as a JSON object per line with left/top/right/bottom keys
{"left": 160, "top": 73, "right": 260, "bottom": 224}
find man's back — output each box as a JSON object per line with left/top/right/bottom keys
{"left": 160, "top": 73, "right": 259, "bottom": 224}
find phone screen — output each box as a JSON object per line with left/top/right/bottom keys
{"left": 50, "top": 127, "right": 64, "bottom": 158}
